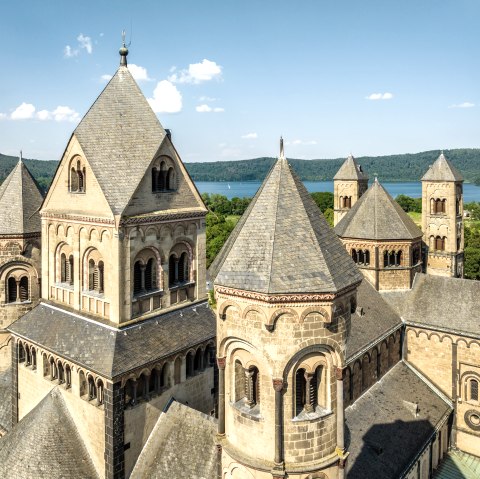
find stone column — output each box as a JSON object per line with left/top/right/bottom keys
{"left": 336, "top": 367, "right": 347, "bottom": 479}
{"left": 304, "top": 372, "right": 314, "bottom": 413}
{"left": 272, "top": 378, "right": 285, "bottom": 469}
{"left": 245, "top": 369, "right": 255, "bottom": 407}
{"left": 217, "top": 357, "right": 226, "bottom": 436}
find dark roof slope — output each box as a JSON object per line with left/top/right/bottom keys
{"left": 333, "top": 155, "right": 368, "bottom": 181}
{"left": 0, "top": 387, "right": 98, "bottom": 478}
{"left": 210, "top": 158, "right": 362, "bottom": 294}
{"left": 346, "top": 280, "right": 402, "bottom": 361}
{"left": 0, "top": 159, "right": 43, "bottom": 235}
{"left": 335, "top": 179, "right": 422, "bottom": 240}
{"left": 422, "top": 152, "right": 463, "bottom": 182}
{"left": 74, "top": 66, "right": 166, "bottom": 215}
{"left": 130, "top": 401, "right": 217, "bottom": 479}
{"left": 346, "top": 362, "right": 451, "bottom": 479}
{"left": 0, "top": 367, "right": 11, "bottom": 433}
{"left": 8, "top": 301, "right": 215, "bottom": 379}
{"left": 382, "top": 273, "right": 480, "bottom": 338}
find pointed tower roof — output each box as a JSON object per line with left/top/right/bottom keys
{"left": 0, "top": 388, "right": 98, "bottom": 478}
{"left": 0, "top": 155, "right": 43, "bottom": 235}
{"left": 333, "top": 154, "right": 368, "bottom": 181}
{"left": 210, "top": 143, "right": 362, "bottom": 295}
{"left": 334, "top": 179, "right": 422, "bottom": 240}
{"left": 74, "top": 47, "right": 167, "bottom": 215}
{"left": 421, "top": 152, "right": 463, "bottom": 182}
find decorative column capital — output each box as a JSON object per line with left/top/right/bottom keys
{"left": 272, "top": 378, "right": 284, "bottom": 392}
{"left": 335, "top": 366, "right": 345, "bottom": 380}
{"left": 217, "top": 356, "right": 226, "bottom": 369}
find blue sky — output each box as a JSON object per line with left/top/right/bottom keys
{"left": 0, "top": 0, "right": 479, "bottom": 162}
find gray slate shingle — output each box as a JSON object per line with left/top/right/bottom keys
{"left": 130, "top": 401, "right": 217, "bottom": 479}
{"left": 210, "top": 158, "right": 363, "bottom": 294}
{"left": 422, "top": 152, "right": 463, "bottom": 182}
{"left": 0, "top": 159, "right": 43, "bottom": 235}
{"left": 333, "top": 155, "right": 368, "bottom": 180}
{"left": 0, "top": 367, "right": 11, "bottom": 433}
{"left": 382, "top": 273, "right": 480, "bottom": 338}
{"left": 334, "top": 179, "right": 422, "bottom": 240}
{"left": 0, "top": 387, "right": 99, "bottom": 478}
{"left": 346, "top": 362, "right": 451, "bottom": 479}
{"left": 74, "top": 66, "right": 167, "bottom": 216}
{"left": 8, "top": 301, "right": 215, "bottom": 379}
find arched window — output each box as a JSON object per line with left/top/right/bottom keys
{"left": 435, "top": 236, "right": 444, "bottom": 251}
{"left": 7, "top": 277, "right": 17, "bottom": 303}
{"left": 186, "top": 351, "right": 194, "bottom": 378}
{"left": 58, "top": 362, "right": 65, "bottom": 384}
{"left": 43, "top": 353, "right": 50, "bottom": 377}
{"left": 97, "top": 380, "right": 104, "bottom": 405}
{"left": 469, "top": 379, "right": 479, "bottom": 402}
{"left": 194, "top": 348, "right": 203, "bottom": 372}
{"left": 70, "top": 168, "right": 79, "bottom": 191}
{"left": 98, "top": 261, "right": 104, "bottom": 293}
{"left": 65, "top": 365, "right": 72, "bottom": 389}
{"left": 88, "top": 259, "right": 95, "bottom": 290}
{"left": 169, "top": 255, "right": 177, "bottom": 287}
{"left": 441, "top": 199, "right": 446, "bottom": 213}
{"left": 160, "top": 363, "right": 169, "bottom": 389}
{"left": 346, "top": 196, "right": 352, "bottom": 208}
{"left": 79, "top": 371, "right": 87, "bottom": 397}
{"left": 358, "top": 250, "right": 364, "bottom": 265}
{"left": 365, "top": 250, "right": 370, "bottom": 265}
{"left": 295, "top": 368, "right": 307, "bottom": 416}
{"left": 430, "top": 198, "right": 435, "bottom": 214}
{"left": 133, "top": 261, "right": 142, "bottom": 295}
{"left": 174, "top": 357, "right": 182, "bottom": 385}
{"left": 159, "top": 162, "right": 166, "bottom": 191}
{"left": 69, "top": 158, "right": 86, "bottom": 193}
{"left": 246, "top": 366, "right": 259, "bottom": 408}
{"left": 166, "top": 168, "right": 175, "bottom": 190}
{"left": 383, "top": 251, "right": 389, "bottom": 268}
{"left": 152, "top": 167, "right": 158, "bottom": 191}
{"left": 61, "top": 253, "right": 67, "bottom": 282}
{"left": 352, "top": 249, "right": 358, "bottom": 263}
{"left": 67, "top": 255, "right": 74, "bottom": 285}
{"left": 18, "top": 342, "right": 26, "bottom": 363}
{"left": 88, "top": 376, "right": 97, "bottom": 401}
{"left": 145, "top": 258, "right": 156, "bottom": 291}
{"left": 31, "top": 348, "right": 37, "bottom": 369}
{"left": 178, "top": 252, "right": 189, "bottom": 283}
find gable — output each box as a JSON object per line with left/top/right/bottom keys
{"left": 122, "top": 137, "right": 206, "bottom": 218}
{"left": 42, "top": 135, "right": 113, "bottom": 219}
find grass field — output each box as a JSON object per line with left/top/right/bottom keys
{"left": 407, "top": 211, "right": 422, "bottom": 226}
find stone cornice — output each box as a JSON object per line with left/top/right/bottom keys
{"left": 120, "top": 209, "right": 207, "bottom": 226}
{"left": 41, "top": 212, "right": 115, "bottom": 225}
{"left": 215, "top": 283, "right": 359, "bottom": 305}
{"left": 0, "top": 232, "right": 41, "bottom": 240}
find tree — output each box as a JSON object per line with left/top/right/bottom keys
{"left": 310, "top": 192, "right": 334, "bottom": 212}
{"left": 396, "top": 194, "right": 422, "bottom": 213}
{"left": 323, "top": 208, "right": 334, "bottom": 227}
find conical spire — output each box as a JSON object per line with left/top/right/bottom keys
{"left": 335, "top": 179, "right": 422, "bottom": 240}
{"left": 0, "top": 158, "right": 43, "bottom": 235}
{"left": 334, "top": 154, "right": 368, "bottom": 180}
{"left": 421, "top": 151, "right": 463, "bottom": 182}
{"left": 210, "top": 150, "right": 362, "bottom": 294}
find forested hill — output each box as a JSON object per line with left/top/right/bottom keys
{"left": 1, "top": 148, "right": 480, "bottom": 190}
{"left": 185, "top": 149, "right": 480, "bottom": 183}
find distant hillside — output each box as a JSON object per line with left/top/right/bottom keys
{"left": 0, "top": 153, "right": 57, "bottom": 193}
{"left": 185, "top": 149, "right": 480, "bottom": 183}
{"left": 1, "top": 148, "right": 479, "bottom": 190}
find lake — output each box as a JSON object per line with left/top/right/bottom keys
{"left": 196, "top": 180, "right": 480, "bottom": 203}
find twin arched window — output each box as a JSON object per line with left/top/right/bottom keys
{"left": 430, "top": 198, "right": 446, "bottom": 215}
{"left": 70, "top": 158, "right": 86, "bottom": 193}
{"left": 340, "top": 196, "right": 352, "bottom": 208}
{"left": 430, "top": 236, "right": 446, "bottom": 251}
{"left": 133, "top": 257, "right": 158, "bottom": 296}
{"left": 152, "top": 161, "right": 175, "bottom": 192}
{"left": 295, "top": 366, "right": 327, "bottom": 416}
{"left": 88, "top": 259, "right": 104, "bottom": 293}
{"left": 234, "top": 360, "right": 260, "bottom": 409}
{"left": 383, "top": 250, "right": 402, "bottom": 268}
{"left": 352, "top": 249, "right": 370, "bottom": 266}
{"left": 7, "top": 275, "right": 29, "bottom": 303}
{"left": 60, "top": 253, "right": 74, "bottom": 285}
{"left": 169, "top": 252, "right": 189, "bottom": 287}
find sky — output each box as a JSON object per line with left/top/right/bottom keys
{"left": 0, "top": 0, "right": 479, "bottom": 163}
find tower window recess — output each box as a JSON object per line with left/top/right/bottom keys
{"left": 87, "top": 259, "right": 104, "bottom": 294}
{"left": 430, "top": 198, "right": 446, "bottom": 214}
{"left": 295, "top": 366, "right": 327, "bottom": 417}
{"left": 7, "top": 277, "right": 17, "bottom": 303}
{"left": 340, "top": 196, "right": 352, "bottom": 209}
{"left": 7, "top": 275, "right": 29, "bottom": 303}
{"left": 60, "top": 253, "right": 74, "bottom": 285}
{"left": 70, "top": 159, "right": 86, "bottom": 193}
{"left": 168, "top": 252, "right": 190, "bottom": 287}
{"left": 351, "top": 249, "right": 370, "bottom": 266}
{"left": 383, "top": 250, "right": 402, "bottom": 268}
{"left": 152, "top": 161, "right": 176, "bottom": 192}
{"left": 434, "top": 236, "right": 446, "bottom": 251}
{"left": 469, "top": 379, "right": 479, "bottom": 402}
{"left": 133, "top": 257, "right": 158, "bottom": 296}
{"left": 234, "top": 361, "right": 260, "bottom": 409}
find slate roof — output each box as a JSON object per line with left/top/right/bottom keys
{"left": 210, "top": 158, "right": 363, "bottom": 294}
{"left": 346, "top": 280, "right": 402, "bottom": 361}
{"left": 333, "top": 155, "right": 368, "bottom": 181}
{"left": 382, "top": 273, "right": 480, "bottom": 338}
{"left": 8, "top": 301, "right": 215, "bottom": 379}
{"left": 334, "top": 179, "right": 422, "bottom": 240}
{"left": 74, "top": 65, "right": 167, "bottom": 216}
{"left": 422, "top": 152, "right": 463, "bottom": 182}
{"left": 0, "top": 387, "right": 99, "bottom": 478}
{"left": 130, "top": 401, "right": 217, "bottom": 479}
{"left": 0, "top": 159, "right": 43, "bottom": 235}
{"left": 346, "top": 361, "right": 452, "bottom": 479}
{"left": 0, "top": 367, "right": 11, "bottom": 433}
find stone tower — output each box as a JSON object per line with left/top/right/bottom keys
{"left": 8, "top": 44, "right": 216, "bottom": 479}
{"left": 333, "top": 155, "right": 368, "bottom": 227}
{"left": 335, "top": 178, "right": 423, "bottom": 291}
{"left": 0, "top": 156, "right": 43, "bottom": 373}
{"left": 421, "top": 152, "right": 464, "bottom": 278}
{"left": 210, "top": 141, "right": 362, "bottom": 479}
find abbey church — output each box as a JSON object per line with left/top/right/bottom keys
{"left": 0, "top": 44, "right": 478, "bottom": 479}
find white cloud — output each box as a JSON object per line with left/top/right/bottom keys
{"left": 195, "top": 104, "right": 224, "bottom": 113}
{"left": 148, "top": 80, "right": 182, "bottom": 113}
{"left": 36, "top": 110, "right": 51, "bottom": 121}
{"left": 64, "top": 45, "right": 78, "bottom": 58}
{"left": 100, "top": 74, "right": 112, "bottom": 82}
{"left": 0, "top": 113, "right": 6, "bottom": 120}
{"left": 241, "top": 133, "right": 258, "bottom": 139}
{"left": 199, "top": 96, "right": 217, "bottom": 102}
{"left": 169, "top": 59, "right": 222, "bottom": 84}
{"left": 287, "top": 139, "right": 317, "bottom": 146}
{"left": 449, "top": 102, "right": 475, "bottom": 109}
{"left": 366, "top": 92, "right": 394, "bottom": 100}
{"left": 11, "top": 102, "right": 36, "bottom": 120}
{"left": 51, "top": 106, "right": 80, "bottom": 122}
{"left": 127, "top": 64, "right": 152, "bottom": 82}
{"left": 77, "top": 34, "right": 92, "bottom": 54}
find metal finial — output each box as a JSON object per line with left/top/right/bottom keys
{"left": 374, "top": 174, "right": 379, "bottom": 183}
{"left": 280, "top": 136, "right": 285, "bottom": 159}
{"left": 19, "top": 150, "right": 23, "bottom": 163}
{"left": 119, "top": 30, "right": 128, "bottom": 66}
